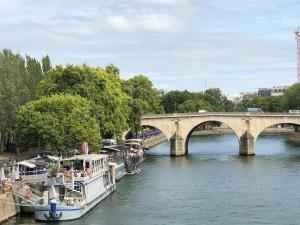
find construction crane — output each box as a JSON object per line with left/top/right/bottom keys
{"left": 295, "top": 26, "right": 300, "bottom": 82}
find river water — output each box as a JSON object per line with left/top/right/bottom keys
{"left": 4, "top": 133, "right": 300, "bottom": 225}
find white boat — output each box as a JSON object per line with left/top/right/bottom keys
{"left": 101, "top": 146, "right": 128, "bottom": 181}
{"left": 34, "top": 153, "right": 116, "bottom": 221}
{"left": 124, "top": 139, "right": 145, "bottom": 165}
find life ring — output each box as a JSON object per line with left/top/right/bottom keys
{"left": 25, "top": 189, "right": 33, "bottom": 198}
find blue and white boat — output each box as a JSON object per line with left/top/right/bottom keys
{"left": 13, "top": 155, "right": 59, "bottom": 183}
{"left": 34, "top": 153, "right": 116, "bottom": 221}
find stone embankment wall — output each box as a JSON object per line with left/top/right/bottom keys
{"left": 0, "top": 193, "right": 20, "bottom": 223}
{"left": 144, "top": 133, "right": 167, "bottom": 149}
{"left": 287, "top": 132, "right": 300, "bottom": 143}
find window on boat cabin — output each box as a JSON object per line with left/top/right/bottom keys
{"left": 73, "top": 160, "right": 84, "bottom": 171}
{"left": 85, "top": 161, "right": 90, "bottom": 169}
{"left": 74, "top": 184, "right": 82, "bottom": 193}
{"left": 61, "top": 160, "right": 84, "bottom": 171}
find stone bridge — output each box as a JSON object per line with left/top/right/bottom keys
{"left": 141, "top": 112, "right": 300, "bottom": 156}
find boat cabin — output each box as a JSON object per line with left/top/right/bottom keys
{"left": 60, "top": 154, "right": 109, "bottom": 178}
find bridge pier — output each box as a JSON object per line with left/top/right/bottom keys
{"left": 170, "top": 132, "right": 186, "bottom": 156}
{"left": 239, "top": 131, "right": 255, "bottom": 156}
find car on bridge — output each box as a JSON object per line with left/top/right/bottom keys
{"left": 247, "top": 108, "right": 264, "bottom": 113}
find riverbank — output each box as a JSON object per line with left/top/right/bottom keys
{"left": 0, "top": 193, "right": 20, "bottom": 223}
{"left": 144, "top": 134, "right": 166, "bottom": 149}
{"left": 287, "top": 132, "right": 300, "bottom": 143}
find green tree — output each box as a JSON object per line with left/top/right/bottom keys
{"left": 123, "top": 75, "right": 164, "bottom": 114}
{"left": 234, "top": 99, "right": 251, "bottom": 112}
{"left": 122, "top": 75, "right": 164, "bottom": 134}
{"left": 266, "top": 96, "right": 284, "bottom": 112}
{"left": 249, "top": 96, "right": 269, "bottom": 111}
{"left": 222, "top": 96, "right": 235, "bottom": 112}
{"left": 0, "top": 49, "right": 29, "bottom": 151}
{"left": 177, "top": 99, "right": 212, "bottom": 113}
{"left": 203, "top": 88, "right": 224, "bottom": 111}
{"left": 128, "top": 99, "right": 148, "bottom": 135}
{"left": 284, "top": 83, "right": 300, "bottom": 111}
{"left": 161, "top": 90, "right": 193, "bottom": 113}
{"left": 25, "top": 55, "right": 43, "bottom": 99}
{"left": 38, "top": 64, "right": 130, "bottom": 138}
{"left": 42, "top": 55, "right": 51, "bottom": 74}
{"left": 105, "top": 64, "right": 120, "bottom": 76}
{"left": 15, "top": 95, "right": 100, "bottom": 155}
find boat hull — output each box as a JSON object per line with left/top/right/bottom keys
{"left": 115, "top": 163, "right": 126, "bottom": 181}
{"left": 35, "top": 184, "right": 116, "bottom": 221}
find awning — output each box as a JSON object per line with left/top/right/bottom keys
{"left": 101, "top": 147, "right": 121, "bottom": 152}
{"left": 17, "top": 161, "right": 36, "bottom": 168}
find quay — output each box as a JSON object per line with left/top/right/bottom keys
{"left": 0, "top": 193, "right": 20, "bottom": 223}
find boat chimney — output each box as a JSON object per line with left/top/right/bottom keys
{"left": 82, "top": 142, "right": 89, "bottom": 155}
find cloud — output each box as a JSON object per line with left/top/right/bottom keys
{"left": 107, "top": 13, "right": 180, "bottom": 32}
{"left": 139, "top": 0, "right": 188, "bottom": 5}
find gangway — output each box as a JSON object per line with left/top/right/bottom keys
{"left": 12, "top": 182, "right": 43, "bottom": 206}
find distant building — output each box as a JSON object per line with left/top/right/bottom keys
{"left": 271, "top": 86, "right": 289, "bottom": 96}
{"left": 157, "top": 89, "right": 169, "bottom": 97}
{"left": 258, "top": 88, "right": 272, "bottom": 97}
{"left": 226, "top": 94, "right": 240, "bottom": 104}
{"left": 239, "top": 92, "right": 257, "bottom": 101}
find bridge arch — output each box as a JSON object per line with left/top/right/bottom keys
{"left": 183, "top": 120, "right": 240, "bottom": 154}
{"left": 141, "top": 120, "right": 174, "bottom": 140}
{"left": 251, "top": 120, "right": 300, "bottom": 140}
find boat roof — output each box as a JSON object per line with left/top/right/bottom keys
{"left": 125, "top": 139, "right": 143, "bottom": 143}
{"left": 101, "top": 145, "right": 129, "bottom": 152}
{"left": 101, "top": 147, "right": 121, "bottom": 152}
{"left": 125, "top": 142, "right": 142, "bottom": 146}
{"left": 17, "top": 161, "right": 36, "bottom": 168}
{"left": 62, "top": 154, "right": 108, "bottom": 161}
{"left": 32, "top": 155, "right": 60, "bottom": 162}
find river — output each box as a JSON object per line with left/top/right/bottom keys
{"left": 4, "top": 133, "right": 300, "bottom": 225}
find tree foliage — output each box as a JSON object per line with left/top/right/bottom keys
{"left": 25, "top": 55, "right": 43, "bottom": 99}
{"left": 161, "top": 88, "right": 232, "bottom": 113}
{"left": 161, "top": 90, "right": 193, "bottom": 113}
{"left": 37, "top": 64, "right": 130, "bottom": 138}
{"left": 42, "top": 55, "right": 51, "bottom": 74}
{"left": 105, "top": 63, "right": 120, "bottom": 76}
{"left": 284, "top": 83, "right": 300, "bottom": 111}
{"left": 177, "top": 99, "right": 212, "bottom": 113}
{"left": 123, "top": 75, "right": 164, "bottom": 134}
{"left": 0, "top": 49, "right": 29, "bottom": 134}
{"left": 15, "top": 95, "right": 100, "bottom": 155}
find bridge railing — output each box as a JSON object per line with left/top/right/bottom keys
{"left": 142, "top": 112, "right": 300, "bottom": 118}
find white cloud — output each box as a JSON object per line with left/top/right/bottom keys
{"left": 107, "top": 13, "right": 180, "bottom": 32}
{"left": 52, "top": 26, "right": 95, "bottom": 37}
{"left": 139, "top": 0, "right": 188, "bottom": 5}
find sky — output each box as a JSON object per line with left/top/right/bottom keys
{"left": 0, "top": 0, "right": 299, "bottom": 95}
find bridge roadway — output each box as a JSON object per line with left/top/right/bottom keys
{"left": 141, "top": 112, "right": 300, "bottom": 156}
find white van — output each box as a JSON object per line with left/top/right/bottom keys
{"left": 289, "top": 110, "right": 300, "bottom": 114}
{"left": 247, "top": 108, "right": 264, "bottom": 113}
